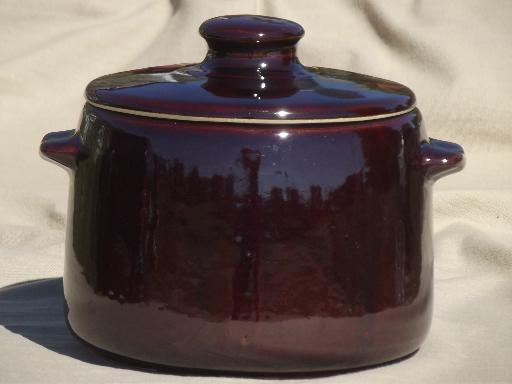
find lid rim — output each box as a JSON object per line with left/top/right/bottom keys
{"left": 86, "top": 100, "right": 417, "bottom": 125}
{"left": 86, "top": 63, "right": 416, "bottom": 122}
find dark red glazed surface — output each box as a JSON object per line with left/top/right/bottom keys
{"left": 39, "top": 15, "right": 465, "bottom": 373}
{"left": 199, "top": 14, "right": 305, "bottom": 49}
{"left": 86, "top": 15, "right": 414, "bottom": 121}
{"left": 39, "top": 102, "right": 463, "bottom": 372}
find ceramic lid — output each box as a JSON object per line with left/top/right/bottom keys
{"left": 86, "top": 15, "right": 416, "bottom": 124}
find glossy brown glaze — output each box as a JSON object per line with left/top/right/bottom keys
{"left": 199, "top": 14, "right": 305, "bottom": 49}
{"left": 40, "top": 103, "right": 464, "bottom": 372}
{"left": 86, "top": 15, "right": 414, "bottom": 121}
{"left": 39, "top": 14, "right": 465, "bottom": 373}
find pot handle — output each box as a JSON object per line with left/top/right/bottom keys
{"left": 40, "top": 130, "right": 88, "bottom": 169}
{"left": 420, "top": 138, "right": 465, "bottom": 181}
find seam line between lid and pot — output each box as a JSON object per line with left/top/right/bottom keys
{"left": 86, "top": 100, "right": 417, "bottom": 125}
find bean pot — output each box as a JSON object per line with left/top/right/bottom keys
{"left": 40, "top": 15, "right": 465, "bottom": 373}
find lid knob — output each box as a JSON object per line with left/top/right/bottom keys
{"left": 199, "top": 15, "right": 304, "bottom": 52}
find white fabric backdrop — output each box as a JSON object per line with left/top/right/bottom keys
{"left": 1, "top": 0, "right": 511, "bottom": 382}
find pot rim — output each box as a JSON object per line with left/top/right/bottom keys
{"left": 86, "top": 101, "right": 417, "bottom": 125}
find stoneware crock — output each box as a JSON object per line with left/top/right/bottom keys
{"left": 40, "top": 15, "right": 465, "bottom": 373}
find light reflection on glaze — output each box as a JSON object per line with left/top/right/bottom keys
{"left": 39, "top": 13, "right": 466, "bottom": 374}
{"left": 40, "top": 104, "right": 465, "bottom": 372}
{"left": 85, "top": 15, "right": 415, "bottom": 121}
{"left": 86, "top": 64, "right": 415, "bottom": 121}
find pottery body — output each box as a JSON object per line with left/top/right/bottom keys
{"left": 40, "top": 15, "right": 464, "bottom": 373}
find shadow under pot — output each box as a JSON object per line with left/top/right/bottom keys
{"left": 40, "top": 15, "right": 465, "bottom": 373}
